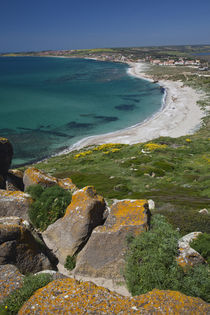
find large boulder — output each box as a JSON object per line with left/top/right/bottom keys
{"left": 74, "top": 199, "right": 150, "bottom": 283}
{"left": 0, "top": 217, "right": 56, "bottom": 274}
{"left": 177, "top": 232, "right": 206, "bottom": 268}
{"left": 0, "top": 190, "right": 32, "bottom": 220}
{"left": 19, "top": 278, "right": 210, "bottom": 314}
{"left": 0, "top": 137, "right": 13, "bottom": 187}
{"left": 43, "top": 186, "right": 106, "bottom": 265}
{"left": 6, "top": 169, "right": 24, "bottom": 191}
{"left": 23, "top": 167, "right": 77, "bottom": 192}
{"left": 0, "top": 264, "right": 24, "bottom": 302}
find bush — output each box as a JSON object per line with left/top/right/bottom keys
{"left": 190, "top": 233, "right": 210, "bottom": 264}
{"left": 0, "top": 273, "right": 52, "bottom": 314}
{"left": 65, "top": 255, "right": 76, "bottom": 271}
{"left": 124, "top": 214, "right": 210, "bottom": 302}
{"left": 27, "top": 184, "right": 72, "bottom": 231}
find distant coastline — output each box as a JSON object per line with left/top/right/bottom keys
{"left": 58, "top": 61, "right": 205, "bottom": 155}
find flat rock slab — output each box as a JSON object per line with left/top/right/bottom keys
{"left": 23, "top": 167, "right": 77, "bottom": 192}
{"left": 0, "top": 190, "right": 32, "bottom": 220}
{"left": 74, "top": 199, "right": 150, "bottom": 282}
{"left": 0, "top": 264, "right": 23, "bottom": 303}
{"left": 43, "top": 186, "right": 106, "bottom": 265}
{"left": 19, "top": 278, "right": 210, "bottom": 314}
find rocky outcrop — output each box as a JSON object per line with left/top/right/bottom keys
{"left": 177, "top": 232, "right": 205, "bottom": 268}
{"left": 0, "top": 264, "right": 23, "bottom": 302}
{"left": 0, "top": 190, "right": 32, "bottom": 220}
{"left": 0, "top": 217, "right": 55, "bottom": 274}
{"left": 6, "top": 169, "right": 24, "bottom": 191}
{"left": 43, "top": 186, "right": 107, "bottom": 265}
{"left": 74, "top": 199, "right": 150, "bottom": 282}
{"left": 19, "top": 278, "right": 210, "bottom": 314}
{"left": 0, "top": 137, "right": 13, "bottom": 188}
{"left": 23, "top": 167, "right": 77, "bottom": 192}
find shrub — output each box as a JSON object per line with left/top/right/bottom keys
{"left": 190, "top": 233, "right": 210, "bottom": 264}
{"left": 124, "top": 214, "right": 210, "bottom": 302}
{"left": 124, "top": 215, "right": 180, "bottom": 296}
{"left": 65, "top": 255, "right": 76, "bottom": 271}
{"left": 27, "top": 184, "right": 72, "bottom": 231}
{"left": 0, "top": 273, "right": 52, "bottom": 314}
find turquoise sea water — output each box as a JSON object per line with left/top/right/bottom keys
{"left": 0, "top": 57, "right": 163, "bottom": 166}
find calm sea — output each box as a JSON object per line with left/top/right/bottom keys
{"left": 0, "top": 57, "right": 163, "bottom": 166}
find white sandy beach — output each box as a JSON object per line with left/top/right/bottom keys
{"left": 63, "top": 62, "right": 205, "bottom": 153}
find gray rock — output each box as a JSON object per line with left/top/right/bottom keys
{"left": 43, "top": 186, "right": 106, "bottom": 265}
{"left": 0, "top": 264, "right": 23, "bottom": 302}
{"left": 0, "top": 217, "right": 56, "bottom": 274}
{"left": 74, "top": 199, "right": 149, "bottom": 283}
{"left": 0, "top": 189, "right": 32, "bottom": 220}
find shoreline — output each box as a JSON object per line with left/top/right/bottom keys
{"left": 59, "top": 61, "right": 205, "bottom": 155}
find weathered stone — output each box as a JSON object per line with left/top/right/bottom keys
{"left": 57, "top": 178, "right": 77, "bottom": 192}
{"left": 0, "top": 137, "right": 13, "bottom": 174}
{"left": 199, "top": 208, "right": 209, "bottom": 215}
{"left": 0, "top": 264, "right": 24, "bottom": 302}
{"left": 0, "top": 190, "right": 33, "bottom": 220}
{"left": 0, "top": 175, "right": 4, "bottom": 189}
{"left": 0, "top": 137, "right": 13, "bottom": 187}
{"left": 0, "top": 217, "right": 55, "bottom": 274}
{"left": 23, "top": 167, "right": 77, "bottom": 192}
{"left": 19, "top": 278, "right": 210, "bottom": 314}
{"left": 6, "top": 169, "right": 24, "bottom": 191}
{"left": 43, "top": 186, "right": 106, "bottom": 265}
{"left": 148, "top": 199, "right": 155, "bottom": 210}
{"left": 74, "top": 199, "right": 150, "bottom": 282}
{"left": 23, "top": 167, "right": 58, "bottom": 189}
{"left": 177, "top": 232, "right": 206, "bottom": 268}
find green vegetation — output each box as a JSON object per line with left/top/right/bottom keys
{"left": 32, "top": 134, "right": 210, "bottom": 235}
{"left": 64, "top": 255, "right": 76, "bottom": 271}
{"left": 0, "top": 273, "right": 52, "bottom": 314}
{"left": 124, "top": 215, "right": 210, "bottom": 302}
{"left": 190, "top": 233, "right": 210, "bottom": 264}
{"left": 27, "top": 184, "right": 72, "bottom": 231}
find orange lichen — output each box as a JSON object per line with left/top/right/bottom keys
{"left": 64, "top": 186, "right": 105, "bottom": 217}
{"left": 99, "top": 199, "right": 148, "bottom": 233}
{"left": 57, "top": 178, "right": 77, "bottom": 192}
{"left": 24, "top": 168, "right": 58, "bottom": 185}
{"left": 19, "top": 278, "right": 210, "bottom": 314}
{"left": 0, "top": 189, "right": 33, "bottom": 203}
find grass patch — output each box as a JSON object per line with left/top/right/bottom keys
{"left": 27, "top": 184, "right": 72, "bottom": 231}
{"left": 64, "top": 255, "right": 76, "bottom": 271}
{"left": 190, "top": 233, "right": 210, "bottom": 264}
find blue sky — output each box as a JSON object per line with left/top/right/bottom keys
{"left": 0, "top": 0, "right": 210, "bottom": 52}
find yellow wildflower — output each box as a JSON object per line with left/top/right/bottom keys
{"left": 144, "top": 143, "right": 167, "bottom": 151}
{"left": 185, "top": 138, "right": 191, "bottom": 142}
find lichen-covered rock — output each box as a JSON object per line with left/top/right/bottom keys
{"left": 19, "top": 278, "right": 210, "bottom": 314}
{"left": 74, "top": 199, "right": 150, "bottom": 282}
{"left": 0, "top": 137, "right": 13, "bottom": 187}
{"left": 23, "top": 167, "right": 77, "bottom": 192}
{"left": 57, "top": 178, "right": 77, "bottom": 192}
{"left": 23, "top": 167, "right": 58, "bottom": 189}
{"left": 0, "top": 264, "right": 23, "bottom": 302}
{"left": 0, "top": 190, "right": 32, "bottom": 220}
{"left": 177, "top": 232, "right": 205, "bottom": 268}
{"left": 0, "top": 217, "right": 55, "bottom": 274}
{"left": 43, "top": 186, "right": 106, "bottom": 265}
{"left": 6, "top": 169, "right": 24, "bottom": 191}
